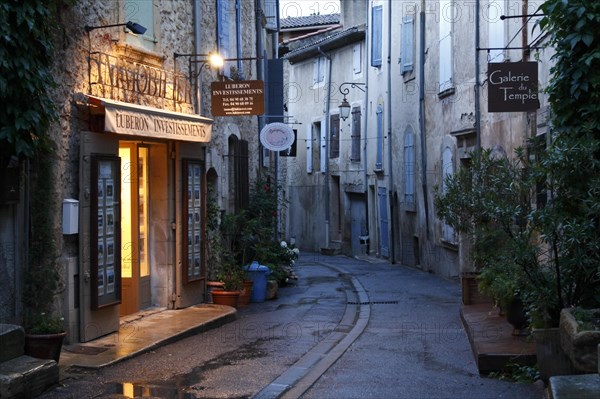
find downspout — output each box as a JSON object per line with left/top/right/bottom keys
{"left": 186, "top": 0, "right": 202, "bottom": 307}
{"left": 236, "top": 0, "right": 244, "bottom": 78}
{"left": 363, "top": 0, "right": 370, "bottom": 254}
{"left": 256, "top": 0, "right": 265, "bottom": 173}
{"left": 475, "top": 0, "right": 481, "bottom": 148}
{"left": 317, "top": 46, "right": 332, "bottom": 249}
{"left": 273, "top": 3, "right": 280, "bottom": 241}
{"left": 419, "top": 1, "right": 430, "bottom": 238}
{"left": 193, "top": 0, "right": 203, "bottom": 115}
{"left": 387, "top": 0, "right": 395, "bottom": 263}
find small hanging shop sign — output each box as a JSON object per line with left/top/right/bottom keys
{"left": 260, "top": 122, "right": 295, "bottom": 151}
{"left": 487, "top": 62, "right": 540, "bottom": 112}
{"left": 211, "top": 80, "right": 264, "bottom": 116}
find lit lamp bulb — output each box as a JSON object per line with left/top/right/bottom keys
{"left": 209, "top": 53, "right": 224, "bottom": 68}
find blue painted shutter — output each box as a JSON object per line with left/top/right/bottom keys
{"left": 439, "top": 0, "right": 453, "bottom": 92}
{"left": 371, "top": 5, "right": 382, "bottom": 67}
{"left": 376, "top": 104, "right": 383, "bottom": 169}
{"left": 124, "top": 0, "right": 154, "bottom": 50}
{"left": 488, "top": 1, "right": 505, "bottom": 62}
{"left": 401, "top": 15, "right": 414, "bottom": 73}
{"left": 351, "top": 107, "right": 361, "bottom": 162}
{"left": 378, "top": 187, "right": 389, "bottom": 258}
{"left": 404, "top": 132, "right": 415, "bottom": 204}
{"left": 217, "top": 0, "right": 230, "bottom": 77}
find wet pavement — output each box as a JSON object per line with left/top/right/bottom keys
{"left": 37, "top": 254, "right": 546, "bottom": 399}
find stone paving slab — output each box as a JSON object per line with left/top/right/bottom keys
{"left": 460, "top": 303, "right": 536, "bottom": 373}
{"left": 548, "top": 374, "right": 600, "bottom": 399}
{"left": 60, "top": 304, "right": 236, "bottom": 369}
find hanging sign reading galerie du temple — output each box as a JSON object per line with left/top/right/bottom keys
{"left": 487, "top": 61, "right": 540, "bottom": 112}
{"left": 211, "top": 80, "right": 264, "bottom": 116}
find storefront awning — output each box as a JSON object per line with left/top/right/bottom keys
{"left": 85, "top": 95, "right": 212, "bottom": 143}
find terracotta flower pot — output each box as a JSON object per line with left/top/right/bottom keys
{"left": 238, "top": 281, "right": 253, "bottom": 307}
{"left": 211, "top": 290, "right": 240, "bottom": 308}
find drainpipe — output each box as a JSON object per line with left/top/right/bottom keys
{"left": 363, "top": 0, "right": 370, "bottom": 254}
{"left": 387, "top": 0, "right": 395, "bottom": 263}
{"left": 475, "top": 0, "right": 481, "bottom": 148}
{"left": 193, "top": 0, "right": 203, "bottom": 115}
{"left": 317, "top": 46, "right": 332, "bottom": 249}
{"left": 236, "top": 0, "right": 244, "bottom": 78}
{"left": 256, "top": 0, "right": 265, "bottom": 173}
{"left": 419, "top": 1, "right": 430, "bottom": 238}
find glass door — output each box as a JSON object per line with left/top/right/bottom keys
{"left": 119, "top": 142, "right": 151, "bottom": 316}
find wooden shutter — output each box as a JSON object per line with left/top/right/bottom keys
{"left": 401, "top": 15, "right": 414, "bottom": 73}
{"left": 439, "top": 0, "right": 453, "bottom": 92}
{"left": 371, "top": 5, "right": 383, "bottom": 67}
{"left": 351, "top": 107, "right": 361, "bottom": 162}
{"left": 330, "top": 114, "right": 340, "bottom": 159}
{"left": 404, "top": 132, "right": 415, "bottom": 204}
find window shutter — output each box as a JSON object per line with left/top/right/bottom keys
{"left": 439, "top": 0, "right": 453, "bottom": 92}
{"left": 124, "top": 0, "right": 154, "bottom": 50}
{"left": 217, "top": 0, "right": 230, "bottom": 78}
{"left": 401, "top": 15, "right": 414, "bottom": 73}
{"left": 371, "top": 5, "right": 383, "bottom": 67}
{"left": 330, "top": 114, "right": 340, "bottom": 159}
{"left": 488, "top": 1, "right": 505, "bottom": 62}
{"left": 313, "top": 57, "right": 325, "bottom": 84}
{"left": 263, "top": 0, "right": 278, "bottom": 31}
{"left": 351, "top": 107, "right": 361, "bottom": 162}
{"left": 353, "top": 44, "right": 362, "bottom": 74}
{"left": 376, "top": 104, "right": 383, "bottom": 170}
{"left": 404, "top": 132, "right": 415, "bottom": 204}
{"left": 320, "top": 122, "right": 326, "bottom": 172}
{"left": 306, "top": 124, "right": 313, "bottom": 173}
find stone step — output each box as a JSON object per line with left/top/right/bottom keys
{"left": 0, "top": 355, "right": 59, "bottom": 398}
{"left": 0, "top": 325, "right": 25, "bottom": 363}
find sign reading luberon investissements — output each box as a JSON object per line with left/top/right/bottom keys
{"left": 211, "top": 80, "right": 264, "bottom": 116}
{"left": 488, "top": 62, "right": 540, "bottom": 112}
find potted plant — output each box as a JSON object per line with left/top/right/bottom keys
{"left": 211, "top": 256, "right": 245, "bottom": 308}
{"left": 435, "top": 146, "right": 599, "bottom": 378}
{"left": 435, "top": 148, "right": 533, "bottom": 320}
{"left": 23, "top": 154, "right": 66, "bottom": 362}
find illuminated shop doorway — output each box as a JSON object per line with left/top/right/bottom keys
{"left": 119, "top": 142, "right": 152, "bottom": 316}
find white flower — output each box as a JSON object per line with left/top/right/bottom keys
{"left": 280, "top": 240, "right": 288, "bottom": 248}
{"left": 292, "top": 248, "right": 300, "bottom": 255}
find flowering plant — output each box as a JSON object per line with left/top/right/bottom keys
{"left": 28, "top": 312, "right": 65, "bottom": 335}
{"left": 279, "top": 241, "right": 300, "bottom": 265}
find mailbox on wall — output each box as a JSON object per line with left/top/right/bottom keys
{"left": 62, "top": 199, "right": 79, "bottom": 235}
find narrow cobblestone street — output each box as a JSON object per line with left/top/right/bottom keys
{"left": 38, "top": 254, "right": 545, "bottom": 399}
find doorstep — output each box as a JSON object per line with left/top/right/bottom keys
{"left": 460, "top": 303, "right": 536, "bottom": 374}
{"left": 60, "top": 304, "right": 236, "bottom": 369}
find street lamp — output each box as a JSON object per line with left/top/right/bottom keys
{"left": 174, "top": 52, "right": 225, "bottom": 114}
{"left": 338, "top": 82, "right": 366, "bottom": 121}
{"left": 84, "top": 21, "right": 147, "bottom": 35}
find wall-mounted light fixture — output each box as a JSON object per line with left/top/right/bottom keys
{"left": 84, "top": 21, "right": 147, "bottom": 35}
{"left": 174, "top": 52, "right": 225, "bottom": 114}
{"left": 338, "top": 82, "right": 366, "bottom": 121}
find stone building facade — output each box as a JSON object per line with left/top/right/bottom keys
{"left": 281, "top": 0, "right": 554, "bottom": 279}
{"left": 1, "top": 0, "right": 279, "bottom": 343}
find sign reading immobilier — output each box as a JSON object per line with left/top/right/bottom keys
{"left": 488, "top": 62, "right": 539, "bottom": 112}
{"left": 211, "top": 80, "right": 264, "bottom": 116}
